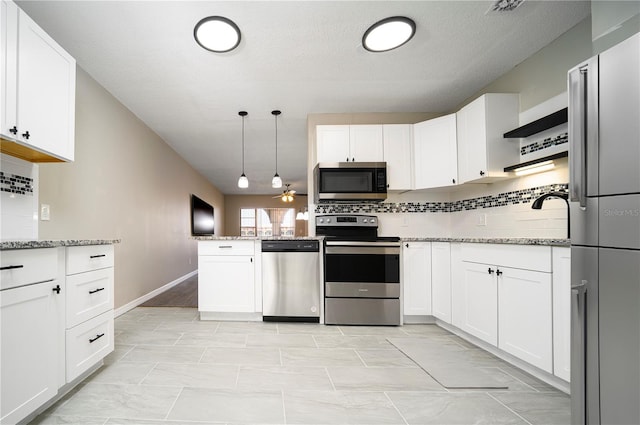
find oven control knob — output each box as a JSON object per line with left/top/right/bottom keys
{"left": 326, "top": 218, "right": 331, "bottom": 223}
{"left": 363, "top": 219, "right": 368, "bottom": 223}
{"left": 371, "top": 218, "right": 376, "bottom": 224}
{"left": 319, "top": 218, "right": 324, "bottom": 223}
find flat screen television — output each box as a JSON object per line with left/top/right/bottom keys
{"left": 191, "top": 194, "right": 215, "bottom": 235}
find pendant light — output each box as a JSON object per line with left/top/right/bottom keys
{"left": 237, "top": 111, "right": 249, "bottom": 189}
{"left": 271, "top": 110, "right": 283, "bottom": 188}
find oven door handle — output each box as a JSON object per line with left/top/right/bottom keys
{"left": 325, "top": 241, "right": 400, "bottom": 247}
{"left": 325, "top": 246, "right": 400, "bottom": 255}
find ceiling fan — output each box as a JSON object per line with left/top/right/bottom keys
{"left": 273, "top": 183, "right": 296, "bottom": 202}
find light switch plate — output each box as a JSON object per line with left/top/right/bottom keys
{"left": 477, "top": 213, "right": 487, "bottom": 226}
{"left": 40, "top": 204, "right": 50, "bottom": 221}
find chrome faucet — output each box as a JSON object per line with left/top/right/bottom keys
{"left": 531, "top": 191, "right": 570, "bottom": 239}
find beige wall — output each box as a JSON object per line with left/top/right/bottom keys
{"left": 39, "top": 68, "right": 224, "bottom": 309}
{"left": 459, "top": 17, "right": 593, "bottom": 113}
{"left": 224, "top": 194, "right": 308, "bottom": 237}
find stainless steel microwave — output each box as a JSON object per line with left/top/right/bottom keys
{"left": 314, "top": 162, "right": 387, "bottom": 202}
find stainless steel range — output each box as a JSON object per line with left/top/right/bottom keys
{"left": 316, "top": 214, "right": 400, "bottom": 326}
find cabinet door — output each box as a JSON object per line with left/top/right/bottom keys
{"left": 198, "top": 256, "right": 255, "bottom": 313}
{"left": 457, "top": 94, "right": 518, "bottom": 183}
{"left": 349, "top": 125, "right": 383, "bottom": 162}
{"left": 1, "top": 280, "right": 59, "bottom": 425}
{"left": 316, "top": 125, "right": 350, "bottom": 163}
{"left": 402, "top": 242, "right": 432, "bottom": 316}
{"left": 450, "top": 243, "right": 464, "bottom": 328}
{"left": 5, "top": 5, "right": 76, "bottom": 161}
{"left": 498, "top": 266, "right": 553, "bottom": 372}
{"left": 457, "top": 97, "right": 487, "bottom": 183}
{"left": 431, "top": 242, "right": 451, "bottom": 323}
{"left": 383, "top": 124, "right": 412, "bottom": 190}
{"left": 460, "top": 261, "right": 497, "bottom": 345}
{"left": 552, "top": 247, "right": 571, "bottom": 381}
{"left": 413, "top": 114, "right": 458, "bottom": 189}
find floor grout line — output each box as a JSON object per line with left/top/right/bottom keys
{"left": 163, "top": 386, "right": 185, "bottom": 421}
{"left": 487, "top": 391, "right": 534, "bottom": 425}
{"left": 384, "top": 391, "right": 410, "bottom": 425}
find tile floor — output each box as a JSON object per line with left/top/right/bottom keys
{"left": 32, "top": 307, "right": 570, "bottom": 425}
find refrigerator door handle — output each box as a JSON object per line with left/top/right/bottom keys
{"left": 571, "top": 280, "right": 587, "bottom": 425}
{"left": 569, "top": 65, "right": 588, "bottom": 208}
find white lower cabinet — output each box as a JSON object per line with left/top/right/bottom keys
{"left": 0, "top": 248, "right": 63, "bottom": 425}
{"left": 402, "top": 242, "right": 432, "bottom": 318}
{"left": 64, "top": 245, "right": 115, "bottom": 382}
{"left": 65, "top": 310, "right": 114, "bottom": 381}
{"left": 0, "top": 276, "right": 60, "bottom": 425}
{"left": 552, "top": 247, "right": 571, "bottom": 381}
{"left": 453, "top": 243, "right": 554, "bottom": 374}
{"left": 431, "top": 242, "right": 451, "bottom": 322}
{"left": 498, "top": 267, "right": 553, "bottom": 372}
{"left": 198, "top": 241, "right": 257, "bottom": 315}
{"left": 459, "top": 261, "right": 498, "bottom": 345}
{"left": 0, "top": 244, "right": 115, "bottom": 424}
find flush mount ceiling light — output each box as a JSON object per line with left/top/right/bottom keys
{"left": 194, "top": 16, "right": 241, "bottom": 53}
{"left": 271, "top": 110, "right": 283, "bottom": 189}
{"left": 237, "top": 111, "right": 249, "bottom": 189}
{"left": 362, "top": 16, "right": 416, "bottom": 52}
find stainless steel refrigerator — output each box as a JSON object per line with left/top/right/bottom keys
{"left": 569, "top": 32, "right": 640, "bottom": 424}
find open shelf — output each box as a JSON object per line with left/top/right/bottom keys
{"left": 503, "top": 108, "right": 568, "bottom": 138}
{"left": 503, "top": 151, "right": 568, "bottom": 172}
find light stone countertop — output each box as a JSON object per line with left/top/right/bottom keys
{"left": 401, "top": 237, "right": 570, "bottom": 247}
{"left": 193, "top": 236, "right": 568, "bottom": 246}
{"left": 0, "top": 239, "right": 121, "bottom": 250}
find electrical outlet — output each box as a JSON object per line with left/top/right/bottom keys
{"left": 477, "top": 213, "right": 487, "bottom": 226}
{"left": 40, "top": 204, "right": 50, "bottom": 221}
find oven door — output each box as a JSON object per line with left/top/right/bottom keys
{"left": 324, "top": 244, "right": 400, "bottom": 298}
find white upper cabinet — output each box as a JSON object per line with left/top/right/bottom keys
{"left": 316, "top": 125, "right": 350, "bottom": 163}
{"left": 456, "top": 94, "right": 519, "bottom": 184}
{"left": 1, "top": 0, "right": 76, "bottom": 162}
{"left": 383, "top": 124, "right": 412, "bottom": 191}
{"left": 349, "top": 125, "right": 384, "bottom": 162}
{"left": 316, "top": 125, "right": 384, "bottom": 163}
{"left": 413, "top": 113, "right": 458, "bottom": 189}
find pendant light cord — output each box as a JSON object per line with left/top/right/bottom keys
{"left": 274, "top": 113, "right": 278, "bottom": 174}
{"left": 242, "top": 114, "right": 245, "bottom": 174}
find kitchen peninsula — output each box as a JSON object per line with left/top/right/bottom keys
{"left": 0, "top": 239, "right": 119, "bottom": 424}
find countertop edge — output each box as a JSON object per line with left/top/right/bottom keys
{"left": 401, "top": 237, "right": 570, "bottom": 247}
{"left": 1, "top": 239, "right": 122, "bottom": 250}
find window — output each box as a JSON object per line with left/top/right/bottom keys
{"left": 240, "top": 208, "right": 295, "bottom": 237}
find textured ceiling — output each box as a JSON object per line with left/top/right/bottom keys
{"left": 16, "top": 1, "right": 590, "bottom": 195}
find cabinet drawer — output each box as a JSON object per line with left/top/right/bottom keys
{"left": 198, "top": 241, "right": 254, "bottom": 256}
{"left": 66, "top": 245, "right": 114, "bottom": 275}
{"left": 66, "top": 310, "right": 114, "bottom": 382}
{"left": 461, "top": 243, "right": 551, "bottom": 272}
{"left": 66, "top": 268, "right": 114, "bottom": 328}
{"left": 0, "top": 248, "right": 58, "bottom": 291}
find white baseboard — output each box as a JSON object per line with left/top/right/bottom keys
{"left": 114, "top": 270, "right": 197, "bottom": 318}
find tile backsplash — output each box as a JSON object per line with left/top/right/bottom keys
{"left": 315, "top": 183, "right": 568, "bottom": 215}
{"left": 0, "top": 154, "right": 39, "bottom": 240}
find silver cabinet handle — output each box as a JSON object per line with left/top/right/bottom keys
{"left": 219, "top": 245, "right": 233, "bottom": 249}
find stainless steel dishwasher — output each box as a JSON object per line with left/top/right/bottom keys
{"left": 261, "top": 240, "right": 320, "bottom": 322}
